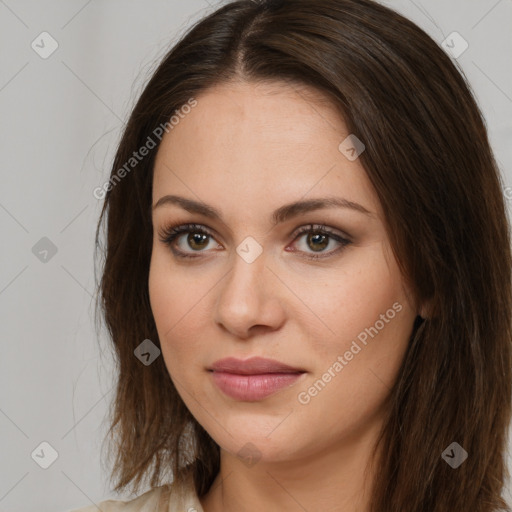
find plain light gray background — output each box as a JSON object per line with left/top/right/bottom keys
{"left": 0, "top": 1, "right": 511, "bottom": 511}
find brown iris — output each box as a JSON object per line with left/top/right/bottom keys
{"left": 187, "top": 232, "right": 209, "bottom": 250}
{"left": 307, "top": 233, "right": 329, "bottom": 252}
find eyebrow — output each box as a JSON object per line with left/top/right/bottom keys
{"left": 153, "top": 194, "right": 374, "bottom": 225}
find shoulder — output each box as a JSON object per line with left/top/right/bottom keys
{"left": 67, "top": 470, "right": 203, "bottom": 512}
{"left": 68, "top": 485, "right": 168, "bottom": 512}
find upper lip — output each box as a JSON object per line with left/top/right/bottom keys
{"left": 209, "top": 357, "right": 305, "bottom": 375}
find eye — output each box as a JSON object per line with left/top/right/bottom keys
{"left": 158, "top": 223, "right": 220, "bottom": 259}
{"left": 287, "top": 224, "right": 352, "bottom": 260}
{"left": 157, "top": 222, "right": 352, "bottom": 260}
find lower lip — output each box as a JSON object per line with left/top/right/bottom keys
{"left": 210, "top": 371, "right": 305, "bottom": 401}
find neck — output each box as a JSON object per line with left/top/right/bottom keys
{"left": 199, "top": 413, "right": 384, "bottom": 512}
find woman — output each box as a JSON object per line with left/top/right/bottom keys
{"left": 73, "top": 0, "right": 512, "bottom": 510}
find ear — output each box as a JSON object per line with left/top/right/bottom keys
{"left": 418, "top": 297, "right": 433, "bottom": 320}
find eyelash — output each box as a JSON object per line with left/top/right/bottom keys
{"left": 157, "top": 222, "right": 352, "bottom": 261}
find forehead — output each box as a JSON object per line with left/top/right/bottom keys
{"left": 152, "top": 80, "right": 382, "bottom": 221}
{"left": 166, "top": 79, "right": 346, "bottom": 149}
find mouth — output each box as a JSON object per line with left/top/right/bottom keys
{"left": 208, "top": 356, "right": 305, "bottom": 374}
{"left": 208, "top": 356, "right": 306, "bottom": 401}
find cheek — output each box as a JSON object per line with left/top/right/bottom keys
{"left": 295, "top": 245, "right": 415, "bottom": 407}
{"left": 294, "top": 300, "right": 413, "bottom": 449}
{"left": 148, "top": 247, "right": 204, "bottom": 330}
{"left": 148, "top": 251, "right": 175, "bottom": 331}
{"left": 148, "top": 249, "right": 213, "bottom": 373}
{"left": 296, "top": 244, "right": 408, "bottom": 352}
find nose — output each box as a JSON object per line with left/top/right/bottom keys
{"left": 213, "top": 247, "right": 286, "bottom": 339}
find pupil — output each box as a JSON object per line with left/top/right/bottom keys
{"left": 308, "top": 233, "right": 328, "bottom": 252}
{"left": 188, "top": 233, "right": 208, "bottom": 250}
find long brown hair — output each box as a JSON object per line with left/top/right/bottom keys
{"left": 94, "top": 0, "right": 512, "bottom": 509}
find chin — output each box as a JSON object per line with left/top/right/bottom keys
{"left": 207, "top": 422, "right": 306, "bottom": 464}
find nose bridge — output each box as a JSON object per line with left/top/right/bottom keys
{"left": 214, "top": 243, "right": 283, "bottom": 336}
{"left": 221, "top": 246, "right": 268, "bottom": 309}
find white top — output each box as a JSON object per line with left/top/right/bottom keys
{"left": 68, "top": 470, "right": 204, "bottom": 512}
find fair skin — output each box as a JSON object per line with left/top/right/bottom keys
{"left": 149, "top": 80, "right": 425, "bottom": 512}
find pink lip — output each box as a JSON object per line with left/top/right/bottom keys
{"left": 208, "top": 357, "right": 306, "bottom": 401}
{"left": 209, "top": 356, "right": 304, "bottom": 374}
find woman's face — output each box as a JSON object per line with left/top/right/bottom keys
{"left": 149, "top": 80, "right": 419, "bottom": 464}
